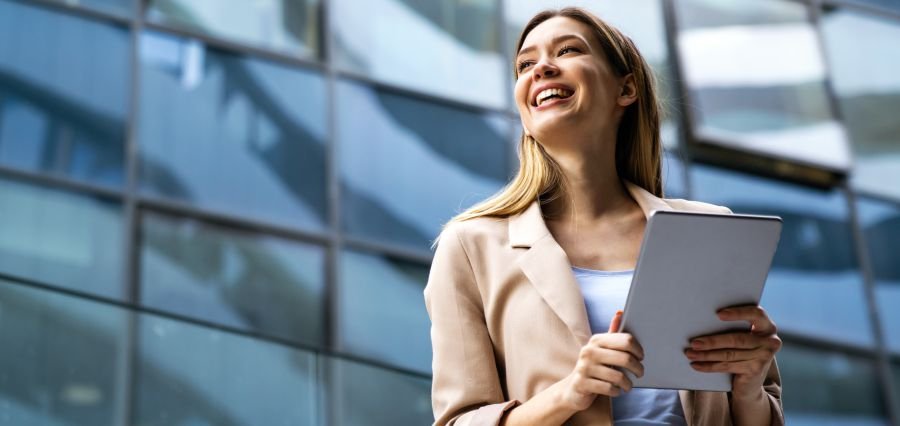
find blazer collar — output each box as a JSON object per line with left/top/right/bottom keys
{"left": 509, "top": 180, "right": 672, "bottom": 344}
{"left": 509, "top": 180, "right": 672, "bottom": 249}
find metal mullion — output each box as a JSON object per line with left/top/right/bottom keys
{"left": 115, "top": 0, "right": 143, "bottom": 422}
{"left": 661, "top": 0, "right": 696, "bottom": 199}
{"left": 141, "top": 21, "right": 326, "bottom": 73}
{"left": 822, "top": 0, "right": 900, "bottom": 21}
{"left": 0, "top": 270, "right": 433, "bottom": 382}
{"left": 8, "top": 0, "right": 132, "bottom": 25}
{"left": 853, "top": 188, "right": 900, "bottom": 207}
{"left": 0, "top": 165, "right": 123, "bottom": 200}
{"left": 137, "top": 196, "right": 331, "bottom": 246}
{"left": 845, "top": 184, "right": 900, "bottom": 424}
{"left": 322, "top": 0, "right": 340, "bottom": 423}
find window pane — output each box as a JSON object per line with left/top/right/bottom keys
{"left": 42, "top": 0, "right": 133, "bottom": 17}
{"left": 140, "top": 211, "right": 326, "bottom": 347}
{"left": 134, "top": 314, "right": 319, "bottom": 426}
{"left": 691, "top": 165, "right": 873, "bottom": 347}
{"left": 337, "top": 81, "right": 509, "bottom": 251}
{"left": 674, "top": 0, "right": 851, "bottom": 171}
{"left": 892, "top": 360, "right": 900, "bottom": 418}
{"left": 822, "top": 9, "right": 900, "bottom": 200}
{"left": 0, "top": 279, "right": 128, "bottom": 426}
{"left": 146, "top": 0, "right": 319, "bottom": 58}
{"left": 856, "top": 197, "right": 900, "bottom": 353}
{"left": 780, "top": 343, "right": 888, "bottom": 425}
{"left": 0, "top": 0, "right": 128, "bottom": 187}
{"left": 0, "top": 177, "right": 124, "bottom": 299}
{"left": 663, "top": 150, "right": 687, "bottom": 198}
{"left": 332, "top": 0, "right": 506, "bottom": 109}
{"left": 338, "top": 250, "right": 431, "bottom": 373}
{"left": 328, "top": 357, "right": 432, "bottom": 426}
{"left": 138, "top": 31, "right": 328, "bottom": 231}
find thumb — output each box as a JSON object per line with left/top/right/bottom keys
{"left": 608, "top": 310, "right": 623, "bottom": 333}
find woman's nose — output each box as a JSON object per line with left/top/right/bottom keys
{"left": 532, "top": 59, "right": 559, "bottom": 80}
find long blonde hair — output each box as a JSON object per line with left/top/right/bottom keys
{"left": 437, "top": 7, "right": 662, "bottom": 243}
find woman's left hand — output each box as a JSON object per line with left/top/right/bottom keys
{"left": 684, "top": 305, "right": 782, "bottom": 399}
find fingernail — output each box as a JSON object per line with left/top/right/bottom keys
{"left": 691, "top": 339, "right": 705, "bottom": 349}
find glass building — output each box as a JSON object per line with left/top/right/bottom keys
{"left": 0, "top": 0, "right": 897, "bottom": 424}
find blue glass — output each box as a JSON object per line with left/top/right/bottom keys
{"left": 134, "top": 314, "right": 319, "bottom": 425}
{"left": 780, "top": 343, "right": 888, "bottom": 425}
{"left": 43, "top": 0, "right": 134, "bottom": 17}
{"left": 674, "top": 0, "right": 851, "bottom": 171}
{"left": 332, "top": 0, "right": 506, "bottom": 109}
{"left": 821, "top": 9, "right": 900, "bottom": 200}
{"left": 691, "top": 165, "right": 874, "bottom": 347}
{"left": 337, "top": 80, "right": 510, "bottom": 251}
{"left": 146, "top": 0, "right": 319, "bottom": 58}
{"left": 338, "top": 250, "right": 431, "bottom": 373}
{"left": 0, "top": 278, "right": 128, "bottom": 426}
{"left": 0, "top": 177, "right": 124, "bottom": 299}
{"left": 662, "top": 150, "right": 687, "bottom": 198}
{"left": 138, "top": 31, "right": 328, "bottom": 231}
{"left": 856, "top": 197, "right": 900, "bottom": 353}
{"left": 328, "top": 357, "right": 432, "bottom": 426}
{"left": 0, "top": 0, "right": 129, "bottom": 187}
{"left": 140, "top": 211, "right": 326, "bottom": 346}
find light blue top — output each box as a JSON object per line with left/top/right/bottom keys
{"left": 571, "top": 266, "right": 687, "bottom": 426}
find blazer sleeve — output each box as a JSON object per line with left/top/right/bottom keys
{"left": 424, "top": 225, "right": 520, "bottom": 426}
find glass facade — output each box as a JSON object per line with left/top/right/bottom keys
{"left": 1, "top": 0, "right": 898, "bottom": 425}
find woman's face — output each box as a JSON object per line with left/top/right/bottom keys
{"left": 514, "top": 16, "right": 629, "bottom": 144}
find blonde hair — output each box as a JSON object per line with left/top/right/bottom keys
{"left": 435, "top": 7, "right": 662, "bottom": 246}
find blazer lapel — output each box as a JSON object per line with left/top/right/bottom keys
{"left": 508, "top": 181, "right": 673, "bottom": 345}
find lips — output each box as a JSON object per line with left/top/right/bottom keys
{"left": 531, "top": 83, "right": 575, "bottom": 107}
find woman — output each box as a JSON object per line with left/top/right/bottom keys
{"left": 424, "top": 7, "right": 783, "bottom": 426}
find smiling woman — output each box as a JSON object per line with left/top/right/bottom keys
{"left": 425, "top": 7, "right": 785, "bottom": 426}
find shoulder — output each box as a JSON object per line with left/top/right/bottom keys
{"left": 663, "top": 198, "right": 733, "bottom": 215}
{"left": 434, "top": 215, "right": 509, "bottom": 252}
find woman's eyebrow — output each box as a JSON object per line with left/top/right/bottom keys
{"left": 516, "top": 34, "right": 587, "bottom": 58}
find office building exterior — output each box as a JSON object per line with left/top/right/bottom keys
{"left": 0, "top": 0, "right": 898, "bottom": 424}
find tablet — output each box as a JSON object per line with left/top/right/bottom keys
{"left": 620, "top": 210, "right": 781, "bottom": 392}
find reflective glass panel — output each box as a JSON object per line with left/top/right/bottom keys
{"left": 893, "top": 361, "right": 900, "bottom": 418}
{"left": 691, "top": 165, "right": 873, "bottom": 347}
{"left": 338, "top": 250, "right": 431, "bottom": 374}
{"left": 138, "top": 31, "right": 328, "bottom": 231}
{"left": 337, "top": 80, "right": 509, "bottom": 251}
{"left": 0, "top": 0, "right": 128, "bottom": 187}
{"left": 663, "top": 150, "right": 687, "bottom": 198}
{"left": 856, "top": 197, "right": 900, "bottom": 353}
{"left": 146, "top": 0, "right": 319, "bottom": 58}
{"left": 779, "top": 343, "right": 887, "bottom": 425}
{"left": 328, "top": 357, "right": 432, "bottom": 426}
{"left": 332, "top": 0, "right": 506, "bottom": 109}
{"left": 134, "top": 314, "right": 318, "bottom": 426}
{"left": 0, "top": 279, "right": 128, "bottom": 426}
{"left": 822, "top": 9, "right": 900, "bottom": 200}
{"left": 42, "top": 0, "right": 133, "bottom": 17}
{"left": 504, "top": 0, "right": 682, "bottom": 149}
{"left": 140, "top": 211, "right": 326, "bottom": 346}
{"left": 0, "top": 177, "right": 124, "bottom": 299}
{"left": 674, "top": 0, "right": 851, "bottom": 171}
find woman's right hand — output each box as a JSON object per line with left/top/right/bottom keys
{"left": 556, "top": 310, "right": 646, "bottom": 411}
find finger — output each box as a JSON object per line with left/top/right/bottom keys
{"left": 685, "top": 347, "right": 769, "bottom": 363}
{"left": 592, "top": 332, "right": 644, "bottom": 361}
{"left": 587, "top": 347, "right": 645, "bottom": 378}
{"left": 690, "top": 359, "right": 765, "bottom": 376}
{"left": 608, "top": 310, "right": 623, "bottom": 333}
{"left": 579, "top": 377, "right": 622, "bottom": 397}
{"left": 585, "top": 365, "right": 634, "bottom": 392}
{"left": 717, "top": 305, "right": 776, "bottom": 335}
{"left": 691, "top": 332, "right": 764, "bottom": 351}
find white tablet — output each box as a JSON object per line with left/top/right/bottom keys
{"left": 620, "top": 210, "right": 782, "bottom": 392}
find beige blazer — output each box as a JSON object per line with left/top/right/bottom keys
{"left": 424, "top": 181, "right": 784, "bottom": 426}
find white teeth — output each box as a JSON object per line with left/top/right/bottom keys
{"left": 536, "top": 88, "right": 572, "bottom": 106}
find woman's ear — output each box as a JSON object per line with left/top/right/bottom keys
{"left": 617, "top": 73, "right": 638, "bottom": 107}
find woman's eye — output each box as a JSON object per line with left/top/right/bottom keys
{"left": 517, "top": 60, "right": 534, "bottom": 72}
{"left": 559, "top": 45, "right": 579, "bottom": 56}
